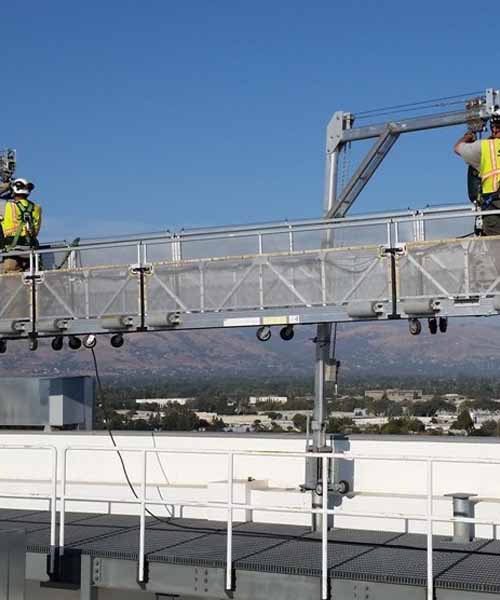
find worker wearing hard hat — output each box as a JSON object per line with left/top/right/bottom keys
{"left": 0, "top": 178, "right": 42, "bottom": 273}
{"left": 454, "top": 113, "right": 500, "bottom": 235}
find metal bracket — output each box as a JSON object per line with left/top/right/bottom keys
{"left": 37, "top": 318, "right": 71, "bottom": 334}
{"left": 92, "top": 558, "right": 101, "bottom": 585}
{"left": 326, "top": 111, "right": 353, "bottom": 155}
{"left": 167, "top": 311, "right": 182, "bottom": 326}
{"left": 44, "top": 548, "right": 82, "bottom": 589}
{"left": 192, "top": 566, "right": 219, "bottom": 595}
{"left": 100, "top": 315, "right": 135, "bottom": 330}
{"left": 380, "top": 243, "right": 407, "bottom": 257}
{"left": 485, "top": 88, "right": 500, "bottom": 114}
{"left": 22, "top": 271, "right": 44, "bottom": 285}
{"left": 130, "top": 263, "right": 153, "bottom": 276}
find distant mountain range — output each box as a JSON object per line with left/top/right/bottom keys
{"left": 0, "top": 316, "right": 499, "bottom": 382}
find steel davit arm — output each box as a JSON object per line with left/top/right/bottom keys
{"left": 324, "top": 87, "right": 500, "bottom": 219}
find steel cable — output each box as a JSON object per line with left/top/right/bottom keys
{"left": 355, "top": 91, "right": 484, "bottom": 119}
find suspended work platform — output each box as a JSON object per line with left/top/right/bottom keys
{"left": 1, "top": 203, "right": 499, "bottom": 344}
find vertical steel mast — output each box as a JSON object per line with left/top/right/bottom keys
{"left": 309, "top": 88, "right": 500, "bottom": 531}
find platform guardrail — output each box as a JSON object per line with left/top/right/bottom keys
{"left": 0, "top": 444, "right": 57, "bottom": 556}
{"left": 1, "top": 204, "right": 500, "bottom": 343}
{"left": 52, "top": 445, "right": 500, "bottom": 600}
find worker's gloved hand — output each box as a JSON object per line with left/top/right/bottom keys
{"left": 463, "top": 131, "right": 476, "bottom": 143}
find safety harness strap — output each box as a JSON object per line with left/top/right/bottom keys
{"left": 4, "top": 201, "right": 36, "bottom": 251}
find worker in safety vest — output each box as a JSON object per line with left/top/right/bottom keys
{"left": 0, "top": 178, "right": 41, "bottom": 273}
{"left": 454, "top": 113, "right": 500, "bottom": 235}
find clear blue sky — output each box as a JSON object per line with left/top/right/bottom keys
{"left": 3, "top": 0, "right": 496, "bottom": 240}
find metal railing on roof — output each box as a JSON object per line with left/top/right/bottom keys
{"left": 1, "top": 443, "right": 499, "bottom": 600}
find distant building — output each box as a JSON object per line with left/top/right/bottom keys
{"left": 364, "top": 389, "right": 422, "bottom": 402}
{"left": 136, "top": 398, "right": 193, "bottom": 407}
{"left": 194, "top": 412, "right": 218, "bottom": 421}
{"left": 364, "top": 390, "right": 385, "bottom": 400}
{"left": 444, "top": 394, "right": 469, "bottom": 404}
{"left": 386, "top": 389, "right": 422, "bottom": 402}
{"left": 353, "top": 408, "right": 369, "bottom": 417}
{"left": 249, "top": 396, "right": 288, "bottom": 405}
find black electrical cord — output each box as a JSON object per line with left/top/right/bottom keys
{"left": 150, "top": 430, "right": 174, "bottom": 518}
{"left": 89, "top": 347, "right": 217, "bottom": 532}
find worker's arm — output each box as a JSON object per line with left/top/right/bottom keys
{"left": 454, "top": 134, "right": 481, "bottom": 170}
{"left": 454, "top": 131, "right": 476, "bottom": 155}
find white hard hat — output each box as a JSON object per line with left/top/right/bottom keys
{"left": 12, "top": 178, "right": 34, "bottom": 196}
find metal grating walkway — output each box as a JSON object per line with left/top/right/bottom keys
{"left": 3, "top": 509, "right": 500, "bottom": 593}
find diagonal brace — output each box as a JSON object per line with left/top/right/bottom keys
{"left": 327, "top": 126, "right": 399, "bottom": 219}
{"left": 406, "top": 254, "right": 450, "bottom": 297}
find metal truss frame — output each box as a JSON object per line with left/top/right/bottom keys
{"left": 324, "top": 88, "right": 500, "bottom": 219}
{"left": 0, "top": 205, "right": 498, "bottom": 343}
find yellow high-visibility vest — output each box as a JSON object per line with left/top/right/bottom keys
{"left": 480, "top": 139, "right": 500, "bottom": 194}
{"left": 2, "top": 199, "right": 42, "bottom": 238}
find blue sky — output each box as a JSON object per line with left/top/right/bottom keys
{"left": 3, "top": 1, "right": 497, "bottom": 240}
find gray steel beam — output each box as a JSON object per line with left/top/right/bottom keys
{"left": 342, "top": 108, "right": 483, "bottom": 143}
{"left": 0, "top": 529, "right": 25, "bottom": 600}
{"left": 327, "top": 126, "right": 399, "bottom": 219}
{"left": 80, "top": 555, "right": 97, "bottom": 600}
{"left": 23, "top": 550, "right": 500, "bottom": 600}
{"left": 311, "top": 321, "right": 332, "bottom": 531}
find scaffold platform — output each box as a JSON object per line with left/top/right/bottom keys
{"left": 1, "top": 204, "right": 500, "bottom": 344}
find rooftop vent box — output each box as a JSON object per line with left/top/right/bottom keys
{"left": 0, "top": 376, "right": 95, "bottom": 430}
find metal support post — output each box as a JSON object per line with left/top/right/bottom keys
{"left": 0, "top": 528, "right": 25, "bottom": 599}
{"left": 133, "top": 243, "right": 150, "bottom": 332}
{"left": 138, "top": 449, "right": 147, "bottom": 584}
{"left": 426, "top": 460, "right": 434, "bottom": 600}
{"left": 323, "top": 111, "right": 350, "bottom": 215}
{"left": 80, "top": 555, "right": 97, "bottom": 600}
{"left": 27, "top": 251, "right": 39, "bottom": 350}
{"left": 445, "top": 492, "right": 477, "bottom": 543}
{"left": 311, "top": 322, "right": 332, "bottom": 531}
{"left": 387, "top": 247, "right": 401, "bottom": 320}
{"left": 225, "top": 452, "right": 234, "bottom": 592}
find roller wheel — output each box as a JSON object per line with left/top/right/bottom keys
{"left": 428, "top": 317, "right": 437, "bottom": 335}
{"left": 279, "top": 325, "right": 294, "bottom": 341}
{"left": 337, "top": 480, "right": 350, "bottom": 495}
{"left": 51, "top": 336, "right": 64, "bottom": 351}
{"left": 256, "top": 326, "right": 272, "bottom": 342}
{"left": 409, "top": 318, "right": 421, "bottom": 336}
